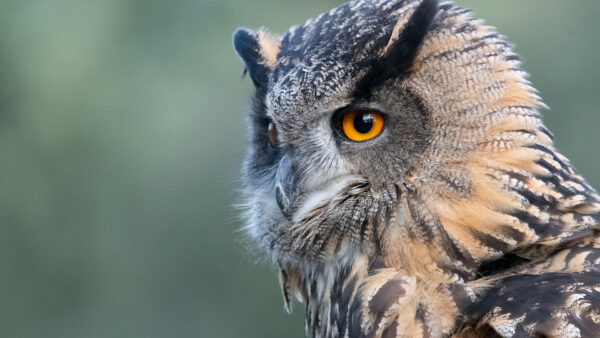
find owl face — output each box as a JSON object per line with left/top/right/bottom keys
{"left": 233, "top": 0, "right": 572, "bottom": 272}
{"left": 235, "top": 0, "right": 442, "bottom": 263}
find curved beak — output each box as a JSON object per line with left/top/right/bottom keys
{"left": 275, "top": 153, "right": 297, "bottom": 220}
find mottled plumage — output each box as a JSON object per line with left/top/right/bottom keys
{"left": 232, "top": 0, "right": 600, "bottom": 337}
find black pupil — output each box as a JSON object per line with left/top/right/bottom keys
{"left": 353, "top": 113, "right": 374, "bottom": 134}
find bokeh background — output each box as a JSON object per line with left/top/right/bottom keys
{"left": 1, "top": 0, "right": 599, "bottom": 337}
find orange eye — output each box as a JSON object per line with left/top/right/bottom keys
{"left": 342, "top": 110, "right": 384, "bottom": 141}
{"left": 267, "top": 121, "right": 279, "bottom": 148}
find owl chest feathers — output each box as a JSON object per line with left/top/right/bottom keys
{"left": 281, "top": 231, "right": 600, "bottom": 338}
{"left": 281, "top": 255, "right": 473, "bottom": 338}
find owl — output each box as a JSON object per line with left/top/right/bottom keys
{"left": 232, "top": 0, "right": 600, "bottom": 337}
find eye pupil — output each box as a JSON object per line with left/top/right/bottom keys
{"left": 353, "top": 113, "right": 374, "bottom": 134}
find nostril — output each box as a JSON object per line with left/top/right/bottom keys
{"left": 275, "top": 183, "right": 292, "bottom": 220}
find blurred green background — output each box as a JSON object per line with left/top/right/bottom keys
{"left": 1, "top": 0, "right": 598, "bottom": 337}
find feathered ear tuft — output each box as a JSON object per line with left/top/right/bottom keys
{"left": 354, "top": 0, "right": 439, "bottom": 98}
{"left": 232, "top": 28, "right": 280, "bottom": 89}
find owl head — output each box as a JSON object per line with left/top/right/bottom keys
{"left": 233, "top": 0, "right": 600, "bottom": 280}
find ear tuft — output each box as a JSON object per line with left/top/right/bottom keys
{"left": 354, "top": 0, "right": 439, "bottom": 98}
{"left": 232, "top": 27, "right": 280, "bottom": 89}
